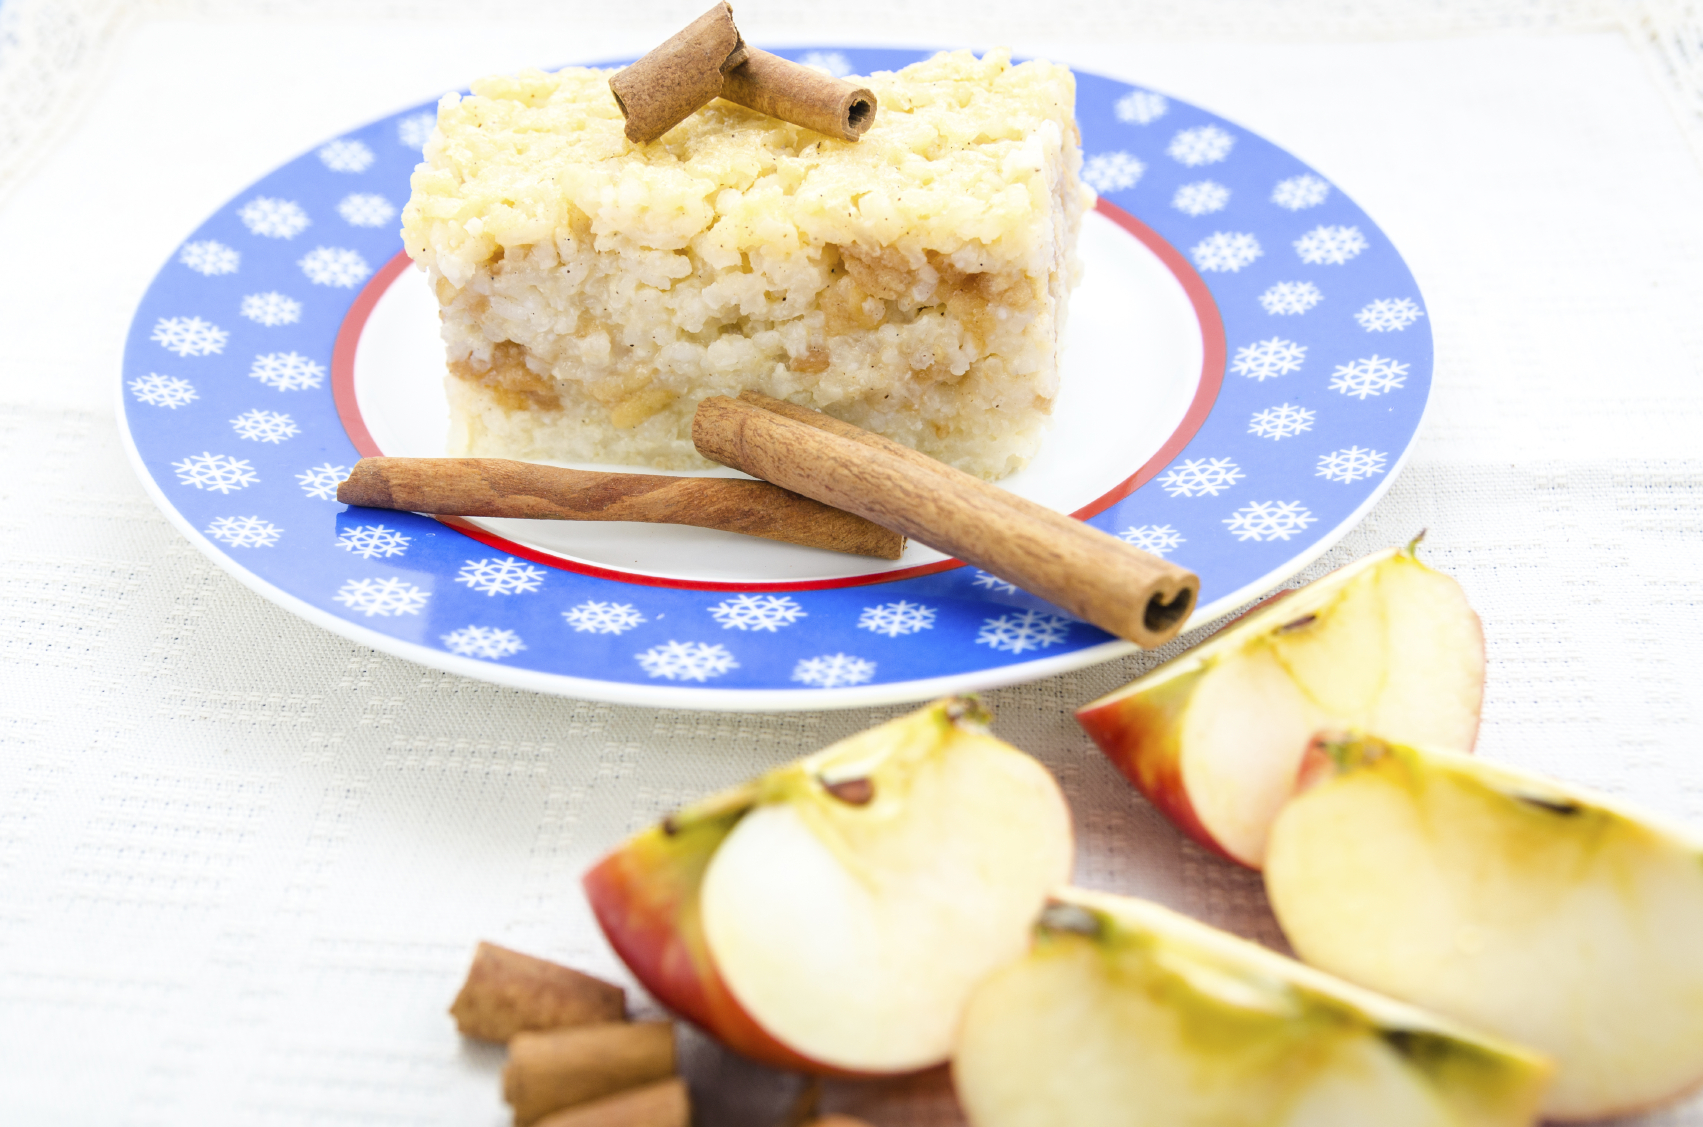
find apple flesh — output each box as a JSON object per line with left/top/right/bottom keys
{"left": 1265, "top": 734, "right": 1703, "bottom": 1120}
{"left": 583, "top": 696, "right": 1073, "bottom": 1075}
{"left": 954, "top": 888, "right": 1552, "bottom": 1127}
{"left": 1076, "top": 541, "right": 1483, "bottom": 868}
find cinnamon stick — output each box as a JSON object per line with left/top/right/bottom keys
{"left": 450, "top": 941, "right": 626, "bottom": 1043}
{"left": 692, "top": 394, "right": 1200, "bottom": 648}
{"left": 337, "top": 457, "right": 905, "bottom": 560}
{"left": 721, "top": 48, "right": 877, "bottom": 142}
{"left": 531, "top": 1078, "right": 689, "bottom": 1127}
{"left": 609, "top": 2, "right": 747, "bottom": 144}
{"left": 505, "top": 1022, "right": 677, "bottom": 1127}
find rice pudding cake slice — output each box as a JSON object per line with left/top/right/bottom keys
{"left": 402, "top": 49, "right": 1090, "bottom": 481}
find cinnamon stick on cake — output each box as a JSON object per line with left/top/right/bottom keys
{"left": 401, "top": 49, "right": 1090, "bottom": 482}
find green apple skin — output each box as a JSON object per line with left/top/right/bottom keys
{"left": 1075, "top": 542, "right": 1483, "bottom": 869}
{"left": 954, "top": 888, "right": 1552, "bottom": 1127}
{"left": 1265, "top": 735, "right": 1703, "bottom": 1120}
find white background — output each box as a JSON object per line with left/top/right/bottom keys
{"left": 2, "top": 3, "right": 1702, "bottom": 1123}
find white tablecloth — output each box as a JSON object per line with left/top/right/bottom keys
{"left": 3, "top": 2, "right": 1702, "bottom": 1123}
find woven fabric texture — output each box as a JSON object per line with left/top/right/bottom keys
{"left": 3, "top": 6, "right": 1703, "bottom": 1124}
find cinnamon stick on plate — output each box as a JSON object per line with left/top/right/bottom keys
{"left": 336, "top": 457, "right": 905, "bottom": 560}
{"left": 692, "top": 392, "right": 1200, "bottom": 649}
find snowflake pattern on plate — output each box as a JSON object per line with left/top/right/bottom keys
{"left": 237, "top": 197, "right": 310, "bottom": 238}
{"left": 636, "top": 641, "right": 738, "bottom": 682}
{"left": 799, "top": 50, "right": 853, "bottom": 76}
{"left": 1115, "top": 89, "right": 1167, "bottom": 124}
{"left": 564, "top": 600, "right": 647, "bottom": 634}
{"left": 1082, "top": 151, "right": 1144, "bottom": 192}
{"left": 793, "top": 653, "right": 876, "bottom": 688}
{"left": 710, "top": 594, "right": 806, "bottom": 632}
{"left": 1248, "top": 403, "right": 1316, "bottom": 440}
{"left": 173, "top": 452, "right": 257, "bottom": 494}
{"left": 297, "top": 463, "right": 350, "bottom": 500}
{"left": 858, "top": 601, "right": 936, "bottom": 637}
{"left": 130, "top": 373, "right": 197, "bottom": 408}
{"left": 318, "top": 138, "right": 375, "bottom": 172}
{"left": 230, "top": 408, "right": 299, "bottom": 443}
{"left": 205, "top": 515, "right": 281, "bottom": 547}
{"left": 442, "top": 625, "right": 526, "bottom": 659}
{"left": 1225, "top": 501, "right": 1317, "bottom": 541}
{"left": 971, "top": 571, "right": 1019, "bottom": 595}
{"left": 240, "top": 292, "right": 302, "bottom": 326}
{"left": 1231, "top": 337, "right": 1305, "bottom": 381}
{"left": 1167, "top": 125, "right": 1234, "bottom": 166}
{"left": 1356, "top": 298, "right": 1424, "bottom": 332}
{"left": 336, "top": 524, "right": 411, "bottom": 559}
{"left": 1158, "top": 457, "right": 1244, "bottom": 497}
{"left": 1119, "top": 524, "right": 1184, "bottom": 556}
{"left": 299, "top": 247, "right": 371, "bottom": 288}
{"left": 1317, "top": 447, "right": 1388, "bottom": 483}
{"left": 457, "top": 557, "right": 546, "bottom": 596}
{"left": 152, "top": 316, "right": 228, "bottom": 357}
{"left": 1294, "top": 225, "right": 1368, "bottom": 265}
{"left": 978, "top": 610, "right": 1073, "bottom": 654}
{"left": 179, "top": 240, "right": 239, "bottom": 276}
{"left": 1272, "top": 174, "right": 1330, "bottom": 210}
{"left": 1191, "top": 232, "right": 1261, "bottom": 273}
{"left": 1330, "top": 355, "right": 1408, "bottom": 399}
{"left": 397, "top": 111, "right": 436, "bottom": 149}
{"left": 338, "top": 193, "right": 396, "bottom": 228}
{"left": 1172, "top": 181, "right": 1229, "bottom": 216}
{"left": 118, "top": 52, "right": 1433, "bottom": 701}
{"left": 250, "top": 351, "right": 326, "bottom": 391}
{"left": 1259, "top": 281, "right": 1323, "bottom": 315}
{"left": 335, "top": 577, "right": 429, "bottom": 616}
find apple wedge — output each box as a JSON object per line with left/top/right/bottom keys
{"left": 583, "top": 696, "right": 1073, "bottom": 1075}
{"left": 954, "top": 888, "right": 1552, "bottom": 1127}
{"left": 1265, "top": 734, "right": 1703, "bottom": 1120}
{"left": 1076, "top": 541, "right": 1483, "bottom": 868}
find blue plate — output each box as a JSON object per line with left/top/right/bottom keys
{"left": 118, "top": 48, "right": 1432, "bottom": 710}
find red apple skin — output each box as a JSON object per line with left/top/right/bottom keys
{"left": 1073, "top": 663, "right": 1239, "bottom": 865}
{"left": 582, "top": 792, "right": 863, "bottom": 1076}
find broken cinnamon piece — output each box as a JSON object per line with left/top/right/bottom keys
{"left": 530, "top": 1078, "right": 690, "bottom": 1127}
{"left": 450, "top": 941, "right": 626, "bottom": 1043}
{"left": 720, "top": 48, "right": 877, "bottom": 142}
{"left": 609, "top": 2, "right": 746, "bottom": 143}
{"left": 505, "top": 1021, "right": 677, "bottom": 1127}
{"left": 337, "top": 457, "right": 905, "bottom": 560}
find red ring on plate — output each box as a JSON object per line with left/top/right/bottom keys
{"left": 331, "top": 197, "right": 1224, "bottom": 592}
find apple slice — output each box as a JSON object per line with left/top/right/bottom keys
{"left": 583, "top": 696, "right": 1073, "bottom": 1075}
{"left": 1265, "top": 734, "right": 1703, "bottom": 1120}
{"left": 1075, "top": 541, "right": 1483, "bottom": 868}
{"left": 954, "top": 888, "right": 1552, "bottom": 1127}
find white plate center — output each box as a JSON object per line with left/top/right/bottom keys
{"left": 352, "top": 208, "right": 1203, "bottom": 584}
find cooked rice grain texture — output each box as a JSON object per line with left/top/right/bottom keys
{"left": 402, "top": 49, "right": 1091, "bottom": 480}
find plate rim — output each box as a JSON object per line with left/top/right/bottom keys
{"left": 117, "top": 46, "right": 1434, "bottom": 711}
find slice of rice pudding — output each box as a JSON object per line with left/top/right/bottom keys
{"left": 401, "top": 49, "right": 1091, "bottom": 481}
